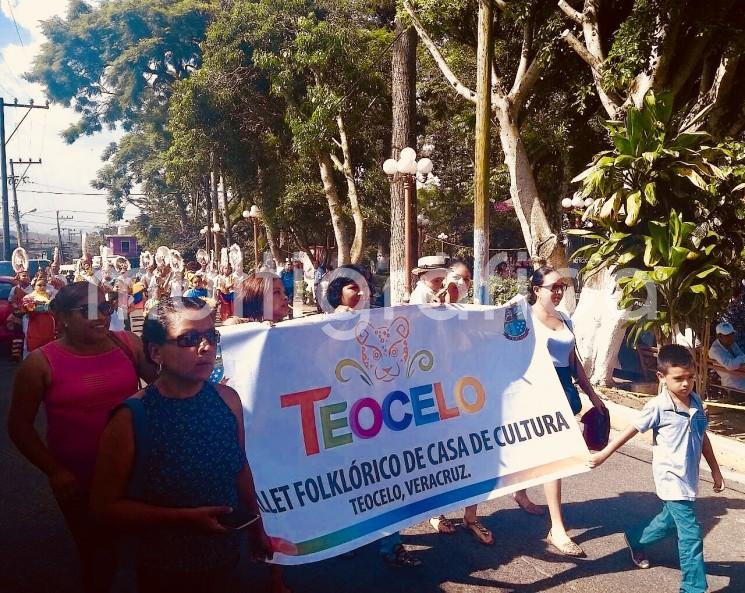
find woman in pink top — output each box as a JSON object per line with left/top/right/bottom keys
{"left": 8, "top": 282, "right": 156, "bottom": 593}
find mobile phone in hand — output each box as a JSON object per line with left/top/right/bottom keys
{"left": 218, "top": 510, "right": 260, "bottom": 530}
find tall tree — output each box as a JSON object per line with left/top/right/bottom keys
{"left": 402, "top": 0, "right": 572, "bottom": 275}
{"left": 27, "top": 0, "right": 214, "bottom": 241}
{"left": 558, "top": 0, "right": 745, "bottom": 384}
{"left": 558, "top": 0, "right": 745, "bottom": 137}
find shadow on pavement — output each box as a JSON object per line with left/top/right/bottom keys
{"left": 277, "top": 491, "right": 745, "bottom": 593}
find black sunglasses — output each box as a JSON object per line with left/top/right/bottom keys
{"left": 165, "top": 329, "right": 221, "bottom": 348}
{"left": 72, "top": 301, "right": 117, "bottom": 317}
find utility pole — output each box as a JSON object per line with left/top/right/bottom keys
{"left": 9, "top": 158, "right": 42, "bottom": 249}
{"left": 56, "top": 211, "right": 73, "bottom": 264}
{"left": 472, "top": 1, "right": 494, "bottom": 304}
{"left": 1, "top": 98, "right": 50, "bottom": 259}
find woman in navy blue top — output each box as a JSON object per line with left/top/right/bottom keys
{"left": 91, "top": 297, "right": 272, "bottom": 593}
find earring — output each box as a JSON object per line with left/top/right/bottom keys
{"left": 157, "top": 362, "right": 163, "bottom": 374}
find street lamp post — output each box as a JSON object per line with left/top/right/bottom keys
{"left": 383, "top": 148, "right": 434, "bottom": 295}
{"left": 561, "top": 192, "right": 593, "bottom": 229}
{"left": 242, "top": 205, "right": 261, "bottom": 271}
{"left": 416, "top": 213, "right": 430, "bottom": 258}
{"left": 211, "top": 222, "right": 222, "bottom": 255}
{"left": 437, "top": 232, "right": 448, "bottom": 254}
{"left": 199, "top": 226, "right": 209, "bottom": 252}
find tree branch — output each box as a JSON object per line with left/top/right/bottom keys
{"left": 491, "top": 60, "right": 506, "bottom": 100}
{"left": 683, "top": 43, "right": 742, "bottom": 133}
{"left": 727, "top": 102, "right": 745, "bottom": 137}
{"left": 668, "top": 32, "right": 713, "bottom": 98}
{"left": 559, "top": 0, "right": 623, "bottom": 119}
{"left": 629, "top": 2, "right": 685, "bottom": 107}
{"left": 329, "top": 152, "right": 344, "bottom": 172}
{"left": 560, "top": 29, "right": 601, "bottom": 71}
{"left": 557, "top": 0, "right": 583, "bottom": 25}
{"left": 402, "top": 0, "right": 477, "bottom": 104}
{"left": 510, "top": 51, "right": 544, "bottom": 113}
{"left": 512, "top": 15, "right": 534, "bottom": 92}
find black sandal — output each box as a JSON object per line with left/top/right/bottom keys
{"left": 382, "top": 544, "right": 422, "bottom": 567}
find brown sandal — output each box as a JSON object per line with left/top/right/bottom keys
{"left": 382, "top": 544, "right": 422, "bottom": 567}
{"left": 464, "top": 519, "right": 494, "bottom": 545}
{"left": 513, "top": 492, "right": 546, "bottom": 515}
{"left": 547, "top": 530, "right": 586, "bottom": 558}
{"left": 429, "top": 515, "right": 457, "bottom": 534}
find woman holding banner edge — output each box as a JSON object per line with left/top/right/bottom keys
{"left": 515, "top": 266, "right": 608, "bottom": 557}
{"left": 90, "top": 297, "right": 274, "bottom": 592}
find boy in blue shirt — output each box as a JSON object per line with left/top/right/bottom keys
{"left": 589, "top": 344, "right": 725, "bottom": 593}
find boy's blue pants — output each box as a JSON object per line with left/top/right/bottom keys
{"left": 627, "top": 500, "right": 707, "bottom": 593}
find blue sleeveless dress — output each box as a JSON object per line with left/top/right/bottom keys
{"left": 125, "top": 382, "right": 247, "bottom": 572}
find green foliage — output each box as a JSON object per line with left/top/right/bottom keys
{"left": 600, "top": 0, "right": 659, "bottom": 93}
{"left": 489, "top": 276, "right": 522, "bottom": 306}
{"left": 28, "top": 0, "right": 214, "bottom": 238}
{"left": 28, "top": 0, "right": 214, "bottom": 141}
{"left": 571, "top": 91, "right": 745, "bottom": 343}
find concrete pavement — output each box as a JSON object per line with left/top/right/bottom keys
{"left": 2, "top": 358, "right": 744, "bottom": 593}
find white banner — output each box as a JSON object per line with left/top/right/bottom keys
{"left": 218, "top": 303, "right": 589, "bottom": 565}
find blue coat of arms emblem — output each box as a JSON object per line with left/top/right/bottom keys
{"left": 503, "top": 303, "right": 529, "bottom": 341}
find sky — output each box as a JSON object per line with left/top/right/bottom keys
{"left": 0, "top": 0, "right": 133, "bottom": 236}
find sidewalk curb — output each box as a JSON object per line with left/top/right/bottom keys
{"left": 602, "top": 398, "right": 745, "bottom": 475}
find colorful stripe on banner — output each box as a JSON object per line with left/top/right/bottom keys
{"left": 281, "top": 456, "right": 585, "bottom": 556}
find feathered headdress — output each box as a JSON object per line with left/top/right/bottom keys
{"left": 196, "top": 248, "right": 209, "bottom": 267}
{"left": 220, "top": 247, "right": 229, "bottom": 270}
{"left": 169, "top": 249, "right": 184, "bottom": 274}
{"left": 140, "top": 250, "right": 153, "bottom": 269}
{"left": 155, "top": 246, "right": 171, "bottom": 268}
{"left": 100, "top": 246, "right": 111, "bottom": 276}
{"left": 228, "top": 244, "right": 243, "bottom": 276}
{"left": 115, "top": 256, "right": 130, "bottom": 273}
{"left": 11, "top": 247, "right": 28, "bottom": 274}
{"left": 51, "top": 247, "right": 61, "bottom": 273}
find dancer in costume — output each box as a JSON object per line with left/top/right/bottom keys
{"left": 21, "top": 273, "right": 56, "bottom": 355}
{"left": 195, "top": 249, "right": 215, "bottom": 294}
{"left": 139, "top": 251, "right": 154, "bottom": 297}
{"left": 47, "top": 248, "right": 68, "bottom": 294}
{"left": 74, "top": 234, "right": 98, "bottom": 285}
{"left": 168, "top": 249, "right": 185, "bottom": 298}
{"left": 144, "top": 247, "right": 172, "bottom": 315}
{"left": 109, "top": 256, "right": 132, "bottom": 332}
{"left": 8, "top": 248, "right": 33, "bottom": 360}
{"left": 214, "top": 248, "right": 234, "bottom": 322}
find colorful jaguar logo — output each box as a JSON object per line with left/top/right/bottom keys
{"left": 335, "top": 316, "right": 434, "bottom": 386}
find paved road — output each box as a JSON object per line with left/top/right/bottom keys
{"left": 2, "top": 358, "right": 744, "bottom": 593}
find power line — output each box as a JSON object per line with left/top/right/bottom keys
{"left": 18, "top": 189, "right": 116, "bottom": 196}
{"left": 24, "top": 213, "right": 105, "bottom": 225}
{"left": 5, "top": 0, "right": 25, "bottom": 47}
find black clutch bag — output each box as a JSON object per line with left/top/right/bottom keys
{"left": 581, "top": 407, "right": 610, "bottom": 451}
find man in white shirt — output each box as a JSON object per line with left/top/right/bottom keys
{"left": 709, "top": 321, "right": 745, "bottom": 391}
{"left": 408, "top": 256, "right": 448, "bottom": 304}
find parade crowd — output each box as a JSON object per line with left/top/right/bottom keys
{"left": 5, "top": 242, "right": 729, "bottom": 593}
